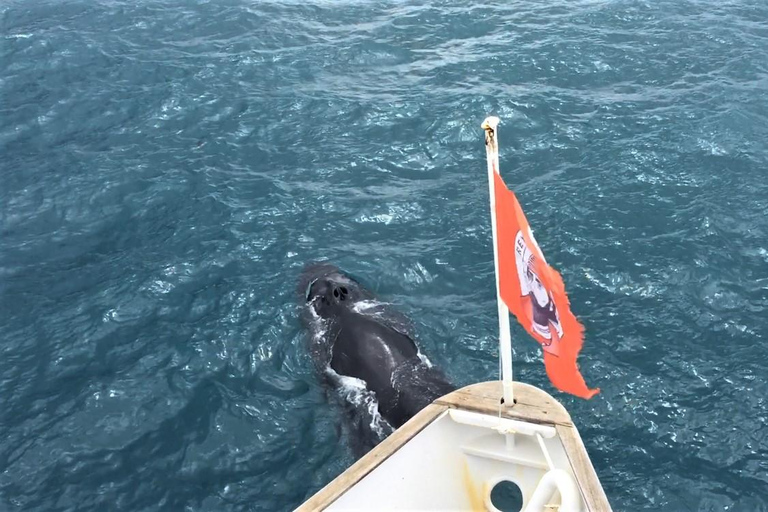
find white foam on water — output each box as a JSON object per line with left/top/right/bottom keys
{"left": 417, "top": 351, "right": 433, "bottom": 368}
{"left": 327, "top": 369, "right": 389, "bottom": 437}
{"left": 351, "top": 299, "right": 382, "bottom": 313}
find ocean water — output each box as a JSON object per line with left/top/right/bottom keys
{"left": 2, "top": 0, "right": 767, "bottom": 510}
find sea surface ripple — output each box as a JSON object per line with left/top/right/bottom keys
{"left": 2, "top": 0, "right": 768, "bottom": 510}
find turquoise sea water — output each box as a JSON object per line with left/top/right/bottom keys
{"left": 2, "top": 0, "right": 768, "bottom": 510}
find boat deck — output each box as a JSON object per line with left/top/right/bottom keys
{"left": 298, "top": 381, "right": 610, "bottom": 511}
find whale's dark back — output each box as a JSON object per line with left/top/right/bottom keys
{"left": 330, "top": 310, "right": 418, "bottom": 393}
{"left": 297, "top": 262, "right": 455, "bottom": 436}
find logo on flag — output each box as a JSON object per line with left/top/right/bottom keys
{"left": 514, "top": 231, "right": 563, "bottom": 355}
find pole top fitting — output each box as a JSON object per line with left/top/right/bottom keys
{"left": 481, "top": 116, "right": 500, "bottom": 132}
{"left": 482, "top": 116, "right": 501, "bottom": 152}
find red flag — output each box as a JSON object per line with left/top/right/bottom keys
{"left": 494, "top": 172, "right": 599, "bottom": 399}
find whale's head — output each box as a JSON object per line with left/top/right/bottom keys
{"left": 306, "top": 273, "right": 362, "bottom": 318}
{"left": 298, "top": 263, "right": 367, "bottom": 320}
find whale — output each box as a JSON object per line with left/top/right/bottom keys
{"left": 298, "top": 263, "right": 455, "bottom": 447}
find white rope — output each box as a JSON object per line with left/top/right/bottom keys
{"left": 536, "top": 432, "right": 556, "bottom": 471}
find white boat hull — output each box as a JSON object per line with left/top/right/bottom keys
{"left": 298, "top": 381, "right": 610, "bottom": 512}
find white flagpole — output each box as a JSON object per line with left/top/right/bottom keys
{"left": 482, "top": 116, "right": 514, "bottom": 407}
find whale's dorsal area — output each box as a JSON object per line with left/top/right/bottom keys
{"left": 299, "top": 262, "right": 455, "bottom": 434}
